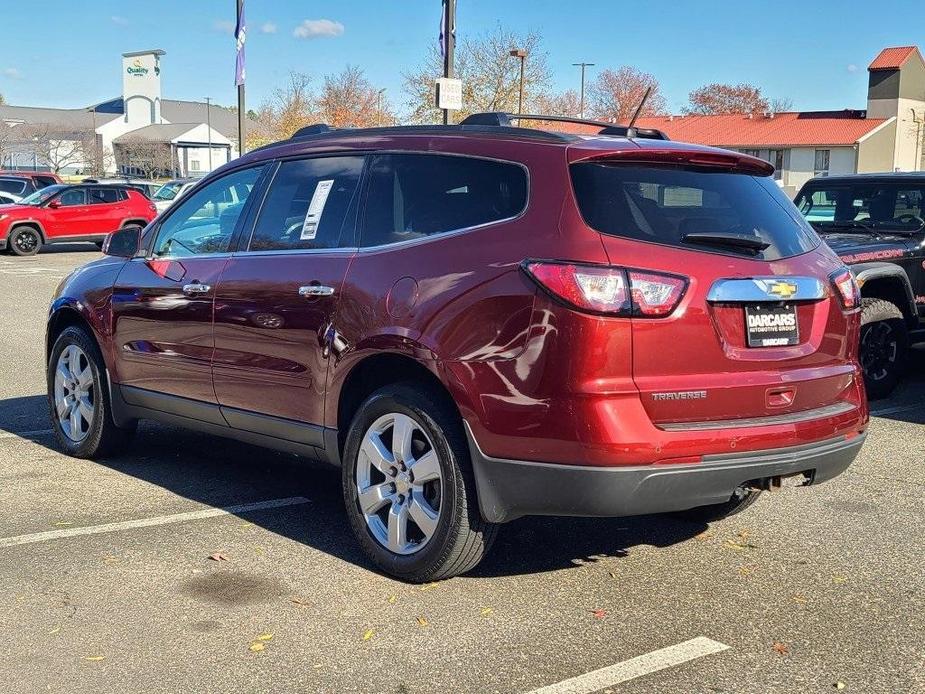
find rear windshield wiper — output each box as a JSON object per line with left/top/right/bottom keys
{"left": 681, "top": 231, "right": 771, "bottom": 254}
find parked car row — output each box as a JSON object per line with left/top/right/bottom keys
{"left": 45, "top": 115, "right": 868, "bottom": 582}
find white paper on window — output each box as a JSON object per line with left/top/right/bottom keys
{"left": 301, "top": 179, "right": 334, "bottom": 240}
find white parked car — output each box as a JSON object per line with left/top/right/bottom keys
{"left": 152, "top": 178, "right": 198, "bottom": 213}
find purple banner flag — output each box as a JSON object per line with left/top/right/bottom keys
{"left": 234, "top": 3, "right": 246, "bottom": 86}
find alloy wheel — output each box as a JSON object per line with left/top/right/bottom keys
{"left": 53, "top": 344, "right": 95, "bottom": 442}
{"left": 355, "top": 412, "right": 443, "bottom": 555}
{"left": 14, "top": 230, "right": 39, "bottom": 254}
{"left": 860, "top": 321, "right": 896, "bottom": 382}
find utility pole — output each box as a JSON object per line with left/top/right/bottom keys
{"left": 572, "top": 62, "right": 595, "bottom": 118}
{"left": 441, "top": 0, "right": 456, "bottom": 125}
{"left": 377, "top": 89, "right": 386, "bottom": 126}
{"left": 510, "top": 49, "right": 527, "bottom": 115}
{"left": 204, "top": 96, "right": 213, "bottom": 172}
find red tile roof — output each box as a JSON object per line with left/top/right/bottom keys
{"left": 868, "top": 46, "right": 920, "bottom": 71}
{"left": 632, "top": 111, "right": 888, "bottom": 148}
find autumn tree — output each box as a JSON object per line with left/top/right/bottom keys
{"left": 318, "top": 66, "right": 395, "bottom": 128}
{"left": 0, "top": 93, "right": 6, "bottom": 106}
{"left": 685, "top": 83, "right": 769, "bottom": 115}
{"left": 21, "top": 125, "right": 94, "bottom": 174}
{"left": 532, "top": 89, "right": 581, "bottom": 118}
{"left": 588, "top": 67, "right": 666, "bottom": 124}
{"left": 116, "top": 138, "right": 176, "bottom": 178}
{"left": 403, "top": 25, "right": 551, "bottom": 123}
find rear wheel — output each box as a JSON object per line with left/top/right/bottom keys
{"left": 47, "top": 326, "right": 136, "bottom": 458}
{"left": 342, "top": 383, "right": 497, "bottom": 582}
{"left": 859, "top": 298, "right": 908, "bottom": 400}
{"left": 672, "top": 488, "right": 762, "bottom": 523}
{"left": 8, "top": 226, "right": 42, "bottom": 256}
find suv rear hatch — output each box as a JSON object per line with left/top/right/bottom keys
{"left": 567, "top": 145, "right": 861, "bottom": 427}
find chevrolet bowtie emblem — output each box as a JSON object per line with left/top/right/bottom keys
{"left": 767, "top": 281, "right": 798, "bottom": 299}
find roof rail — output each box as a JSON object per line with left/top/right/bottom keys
{"left": 277, "top": 122, "right": 577, "bottom": 145}
{"left": 458, "top": 112, "right": 670, "bottom": 140}
{"left": 291, "top": 123, "right": 333, "bottom": 138}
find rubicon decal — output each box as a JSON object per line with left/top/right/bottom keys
{"left": 839, "top": 249, "right": 904, "bottom": 264}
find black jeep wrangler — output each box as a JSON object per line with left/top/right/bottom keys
{"left": 796, "top": 173, "right": 925, "bottom": 399}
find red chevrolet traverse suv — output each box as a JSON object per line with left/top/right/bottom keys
{"left": 1, "top": 184, "right": 156, "bottom": 256}
{"left": 45, "top": 115, "right": 868, "bottom": 581}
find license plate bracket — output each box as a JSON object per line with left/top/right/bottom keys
{"left": 745, "top": 304, "right": 799, "bottom": 347}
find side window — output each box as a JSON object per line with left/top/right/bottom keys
{"left": 88, "top": 188, "right": 120, "bottom": 204}
{"left": 249, "top": 156, "right": 363, "bottom": 251}
{"left": 152, "top": 166, "right": 263, "bottom": 257}
{"left": 57, "top": 189, "right": 86, "bottom": 206}
{"left": 361, "top": 154, "right": 528, "bottom": 248}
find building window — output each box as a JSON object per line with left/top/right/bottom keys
{"left": 814, "top": 149, "right": 830, "bottom": 177}
{"left": 768, "top": 149, "right": 785, "bottom": 180}
{"left": 190, "top": 160, "right": 201, "bottom": 172}
{"left": 742, "top": 149, "right": 760, "bottom": 158}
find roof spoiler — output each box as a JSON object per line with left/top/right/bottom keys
{"left": 577, "top": 149, "right": 774, "bottom": 176}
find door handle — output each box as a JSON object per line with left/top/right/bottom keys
{"left": 299, "top": 285, "right": 335, "bottom": 297}
{"left": 182, "top": 282, "right": 212, "bottom": 296}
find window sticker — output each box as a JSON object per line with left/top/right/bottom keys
{"left": 301, "top": 179, "right": 334, "bottom": 240}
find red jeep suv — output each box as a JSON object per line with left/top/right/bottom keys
{"left": 45, "top": 115, "right": 868, "bottom": 581}
{"left": 1, "top": 184, "right": 156, "bottom": 256}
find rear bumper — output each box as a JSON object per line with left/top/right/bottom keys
{"left": 466, "top": 425, "right": 866, "bottom": 523}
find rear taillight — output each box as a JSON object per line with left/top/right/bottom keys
{"left": 523, "top": 261, "right": 687, "bottom": 317}
{"left": 830, "top": 269, "right": 860, "bottom": 310}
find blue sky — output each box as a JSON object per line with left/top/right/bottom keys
{"left": 0, "top": 0, "right": 922, "bottom": 117}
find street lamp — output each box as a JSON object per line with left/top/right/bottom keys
{"left": 509, "top": 48, "right": 528, "bottom": 115}
{"left": 377, "top": 88, "right": 386, "bottom": 127}
{"left": 572, "top": 62, "right": 595, "bottom": 118}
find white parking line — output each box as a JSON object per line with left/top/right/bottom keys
{"left": 527, "top": 637, "right": 730, "bottom": 694}
{"left": 0, "top": 496, "right": 310, "bottom": 549}
{"left": 0, "top": 428, "right": 54, "bottom": 441}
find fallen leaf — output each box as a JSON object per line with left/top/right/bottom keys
{"left": 290, "top": 597, "right": 309, "bottom": 607}
{"left": 48, "top": 626, "right": 61, "bottom": 635}
{"left": 255, "top": 632, "right": 273, "bottom": 642}
{"left": 833, "top": 574, "right": 847, "bottom": 584}
{"left": 480, "top": 607, "right": 493, "bottom": 616}
{"left": 792, "top": 594, "right": 808, "bottom": 604}
{"left": 420, "top": 582, "right": 440, "bottom": 591}
{"left": 208, "top": 553, "right": 229, "bottom": 562}
{"left": 834, "top": 682, "right": 846, "bottom": 690}
{"left": 694, "top": 531, "right": 714, "bottom": 541}
{"left": 387, "top": 595, "right": 397, "bottom": 604}
{"left": 772, "top": 641, "right": 790, "bottom": 656}
{"left": 362, "top": 629, "right": 374, "bottom": 641}
{"left": 248, "top": 642, "right": 265, "bottom": 652}
{"left": 254, "top": 546, "right": 265, "bottom": 556}
{"left": 738, "top": 565, "right": 754, "bottom": 576}
{"left": 84, "top": 656, "right": 105, "bottom": 661}
{"left": 724, "top": 539, "right": 758, "bottom": 551}
{"left": 591, "top": 609, "right": 607, "bottom": 619}
{"left": 608, "top": 571, "right": 617, "bottom": 579}
{"left": 416, "top": 616, "right": 428, "bottom": 627}
{"left": 102, "top": 555, "right": 119, "bottom": 564}
{"left": 313, "top": 664, "right": 324, "bottom": 669}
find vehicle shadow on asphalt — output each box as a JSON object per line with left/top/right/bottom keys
{"left": 0, "top": 394, "right": 706, "bottom": 578}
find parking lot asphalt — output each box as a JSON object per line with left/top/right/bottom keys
{"left": 1, "top": 247, "right": 923, "bottom": 694}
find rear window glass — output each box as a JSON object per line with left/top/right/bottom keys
{"left": 88, "top": 188, "right": 120, "bottom": 204}
{"left": 0, "top": 179, "right": 27, "bottom": 196}
{"left": 570, "top": 163, "right": 819, "bottom": 260}
{"left": 361, "top": 154, "right": 527, "bottom": 248}
{"left": 795, "top": 183, "right": 925, "bottom": 232}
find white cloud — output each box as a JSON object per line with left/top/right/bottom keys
{"left": 2, "top": 67, "right": 23, "bottom": 80}
{"left": 111, "top": 15, "right": 129, "bottom": 26}
{"left": 260, "top": 21, "right": 277, "bottom": 34}
{"left": 847, "top": 64, "right": 858, "bottom": 73}
{"left": 293, "top": 19, "right": 344, "bottom": 39}
{"left": 213, "top": 19, "right": 236, "bottom": 34}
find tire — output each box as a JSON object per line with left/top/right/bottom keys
{"left": 859, "top": 298, "right": 908, "bottom": 400}
{"left": 341, "top": 382, "right": 497, "bottom": 582}
{"left": 8, "top": 226, "right": 42, "bottom": 257}
{"left": 671, "top": 488, "right": 762, "bottom": 523}
{"left": 47, "top": 325, "right": 136, "bottom": 458}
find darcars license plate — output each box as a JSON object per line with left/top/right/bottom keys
{"left": 745, "top": 304, "right": 799, "bottom": 347}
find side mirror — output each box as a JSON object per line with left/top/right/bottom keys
{"left": 47, "top": 200, "right": 61, "bottom": 209}
{"left": 102, "top": 226, "right": 141, "bottom": 258}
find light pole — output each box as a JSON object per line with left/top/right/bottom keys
{"left": 204, "top": 96, "right": 213, "bottom": 173}
{"left": 509, "top": 49, "right": 527, "bottom": 115}
{"left": 377, "top": 88, "right": 386, "bottom": 126}
{"left": 572, "top": 62, "right": 595, "bottom": 118}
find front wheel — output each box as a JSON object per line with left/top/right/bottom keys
{"left": 47, "top": 326, "right": 136, "bottom": 458}
{"left": 342, "top": 383, "right": 497, "bottom": 582}
{"left": 859, "top": 298, "right": 908, "bottom": 400}
{"left": 8, "top": 226, "right": 42, "bottom": 256}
